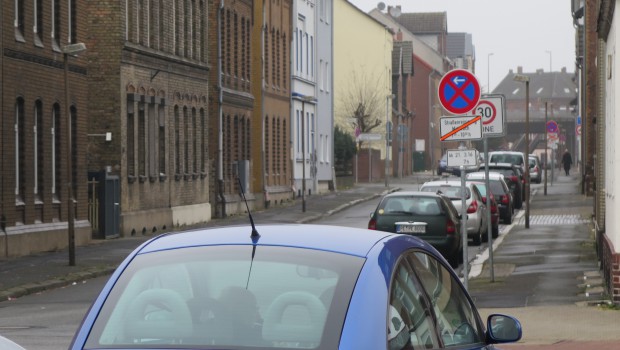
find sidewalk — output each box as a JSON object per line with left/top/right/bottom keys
{"left": 470, "top": 170, "right": 620, "bottom": 349}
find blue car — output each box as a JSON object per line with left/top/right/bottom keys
{"left": 69, "top": 224, "right": 521, "bottom": 349}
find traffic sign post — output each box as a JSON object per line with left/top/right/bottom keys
{"left": 438, "top": 69, "right": 481, "bottom": 115}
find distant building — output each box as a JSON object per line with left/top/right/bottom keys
{"left": 447, "top": 32, "right": 475, "bottom": 74}
{"left": 492, "top": 66, "right": 577, "bottom": 156}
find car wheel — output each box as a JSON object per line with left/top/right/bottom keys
{"left": 472, "top": 230, "right": 482, "bottom": 246}
{"left": 504, "top": 209, "right": 513, "bottom": 225}
{"left": 448, "top": 254, "right": 460, "bottom": 268}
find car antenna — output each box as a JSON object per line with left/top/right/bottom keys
{"left": 238, "top": 178, "right": 260, "bottom": 290}
{"left": 238, "top": 177, "right": 260, "bottom": 239}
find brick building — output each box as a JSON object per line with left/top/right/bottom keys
{"left": 0, "top": 0, "right": 91, "bottom": 256}
{"left": 86, "top": 0, "right": 211, "bottom": 236}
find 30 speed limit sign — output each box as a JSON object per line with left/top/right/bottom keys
{"left": 468, "top": 94, "right": 505, "bottom": 137}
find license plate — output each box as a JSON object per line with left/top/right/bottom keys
{"left": 396, "top": 223, "right": 426, "bottom": 234}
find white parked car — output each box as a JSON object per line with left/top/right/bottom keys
{"left": 420, "top": 180, "right": 488, "bottom": 245}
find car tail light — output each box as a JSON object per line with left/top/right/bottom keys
{"left": 491, "top": 203, "right": 498, "bottom": 214}
{"left": 368, "top": 218, "right": 376, "bottom": 230}
{"left": 467, "top": 200, "right": 478, "bottom": 214}
{"left": 446, "top": 219, "right": 456, "bottom": 235}
{"left": 500, "top": 194, "right": 510, "bottom": 205}
{"left": 481, "top": 197, "right": 487, "bottom": 204}
{"left": 510, "top": 175, "right": 518, "bottom": 183}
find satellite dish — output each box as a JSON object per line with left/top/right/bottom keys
{"left": 377, "top": 2, "right": 386, "bottom": 11}
{"left": 389, "top": 6, "right": 401, "bottom": 18}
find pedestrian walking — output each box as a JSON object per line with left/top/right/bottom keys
{"left": 561, "top": 149, "right": 573, "bottom": 175}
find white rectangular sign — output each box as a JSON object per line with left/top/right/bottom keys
{"left": 446, "top": 149, "right": 480, "bottom": 168}
{"left": 357, "top": 133, "right": 382, "bottom": 141}
{"left": 466, "top": 94, "right": 506, "bottom": 137}
{"left": 439, "top": 116, "right": 483, "bottom": 141}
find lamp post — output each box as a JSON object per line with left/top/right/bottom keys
{"left": 63, "top": 42, "right": 86, "bottom": 266}
{"left": 487, "top": 53, "right": 494, "bottom": 93}
{"left": 292, "top": 93, "right": 316, "bottom": 212}
{"left": 514, "top": 73, "right": 530, "bottom": 228}
{"left": 385, "top": 94, "right": 395, "bottom": 187}
{"left": 545, "top": 50, "right": 552, "bottom": 72}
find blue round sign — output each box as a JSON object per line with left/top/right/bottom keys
{"left": 546, "top": 120, "right": 558, "bottom": 133}
{"left": 438, "top": 69, "right": 481, "bottom": 115}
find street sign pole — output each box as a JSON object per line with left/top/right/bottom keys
{"left": 484, "top": 136, "right": 494, "bottom": 282}
{"left": 459, "top": 142, "right": 468, "bottom": 290}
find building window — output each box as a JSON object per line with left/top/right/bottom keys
{"left": 200, "top": 108, "right": 206, "bottom": 173}
{"left": 70, "top": 0, "right": 77, "bottom": 43}
{"left": 34, "top": 101, "right": 44, "bottom": 201}
{"left": 127, "top": 97, "right": 135, "bottom": 178}
{"left": 158, "top": 105, "right": 166, "bottom": 176}
{"left": 174, "top": 106, "right": 181, "bottom": 175}
{"left": 282, "top": 120, "right": 287, "bottom": 175}
{"left": 234, "top": 13, "right": 238, "bottom": 77}
{"left": 265, "top": 117, "right": 270, "bottom": 176}
{"left": 52, "top": 104, "right": 61, "bottom": 198}
{"left": 283, "top": 36, "right": 287, "bottom": 89}
{"left": 246, "top": 18, "right": 251, "bottom": 81}
{"left": 159, "top": 0, "right": 165, "bottom": 51}
{"left": 35, "top": 0, "right": 43, "bottom": 44}
{"left": 296, "top": 109, "right": 300, "bottom": 156}
{"left": 225, "top": 10, "right": 231, "bottom": 75}
{"left": 184, "top": 0, "right": 192, "bottom": 57}
{"left": 192, "top": 108, "right": 197, "bottom": 174}
{"left": 15, "top": 98, "right": 25, "bottom": 204}
{"left": 138, "top": 102, "right": 146, "bottom": 178}
{"left": 15, "top": 0, "right": 25, "bottom": 41}
{"left": 184, "top": 106, "right": 189, "bottom": 174}
{"left": 52, "top": 0, "right": 60, "bottom": 48}
{"left": 265, "top": 25, "right": 269, "bottom": 85}
{"left": 272, "top": 30, "right": 276, "bottom": 84}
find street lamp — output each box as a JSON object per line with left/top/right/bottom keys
{"left": 63, "top": 42, "right": 86, "bottom": 266}
{"left": 513, "top": 73, "right": 530, "bottom": 228}
{"left": 487, "top": 53, "right": 494, "bottom": 93}
{"left": 385, "top": 94, "right": 395, "bottom": 188}
{"left": 292, "top": 93, "right": 316, "bottom": 212}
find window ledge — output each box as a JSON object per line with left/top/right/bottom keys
{"left": 128, "top": 175, "right": 136, "bottom": 184}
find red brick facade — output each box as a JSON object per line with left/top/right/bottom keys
{"left": 0, "top": 0, "right": 91, "bottom": 256}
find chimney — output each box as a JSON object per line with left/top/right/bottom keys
{"left": 517, "top": 66, "right": 523, "bottom": 74}
{"left": 396, "top": 29, "right": 403, "bottom": 41}
{"left": 536, "top": 69, "right": 544, "bottom": 74}
{"left": 561, "top": 67, "right": 567, "bottom": 73}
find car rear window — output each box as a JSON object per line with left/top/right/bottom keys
{"left": 488, "top": 180, "right": 506, "bottom": 195}
{"left": 84, "top": 245, "right": 364, "bottom": 349}
{"left": 381, "top": 196, "right": 443, "bottom": 215}
{"left": 420, "top": 185, "right": 471, "bottom": 200}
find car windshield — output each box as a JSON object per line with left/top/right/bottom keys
{"left": 420, "top": 186, "right": 471, "bottom": 200}
{"left": 380, "top": 196, "right": 443, "bottom": 215}
{"left": 84, "top": 245, "right": 364, "bottom": 349}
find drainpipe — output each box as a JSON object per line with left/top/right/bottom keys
{"left": 428, "top": 70, "right": 441, "bottom": 172}
{"left": 217, "top": 0, "right": 226, "bottom": 217}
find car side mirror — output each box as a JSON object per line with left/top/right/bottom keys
{"left": 486, "top": 314, "right": 522, "bottom": 344}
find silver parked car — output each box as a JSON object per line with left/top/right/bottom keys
{"left": 420, "top": 180, "right": 488, "bottom": 246}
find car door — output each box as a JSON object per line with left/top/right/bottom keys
{"left": 388, "top": 250, "right": 486, "bottom": 349}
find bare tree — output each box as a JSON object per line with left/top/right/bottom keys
{"left": 336, "top": 70, "right": 387, "bottom": 147}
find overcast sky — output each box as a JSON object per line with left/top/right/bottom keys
{"left": 349, "top": 0, "right": 577, "bottom": 92}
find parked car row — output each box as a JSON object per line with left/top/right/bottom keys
{"left": 368, "top": 169, "right": 519, "bottom": 269}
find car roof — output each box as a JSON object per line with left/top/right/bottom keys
{"left": 421, "top": 180, "right": 475, "bottom": 188}
{"left": 466, "top": 171, "right": 505, "bottom": 180}
{"left": 136, "top": 224, "right": 396, "bottom": 258}
{"left": 484, "top": 162, "right": 516, "bottom": 168}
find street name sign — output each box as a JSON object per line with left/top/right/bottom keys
{"left": 439, "top": 116, "right": 483, "bottom": 141}
{"left": 357, "top": 133, "right": 382, "bottom": 141}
